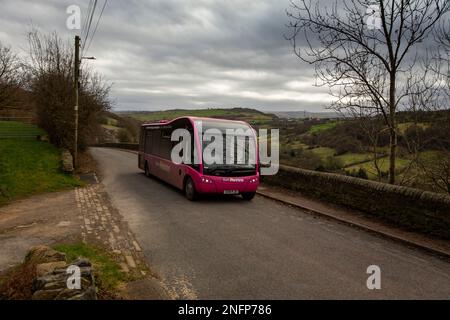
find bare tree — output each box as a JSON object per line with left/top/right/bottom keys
{"left": 434, "top": 18, "right": 449, "bottom": 95}
{"left": 286, "top": 0, "right": 449, "bottom": 184}
{"left": 434, "top": 18, "right": 449, "bottom": 63}
{"left": 0, "top": 42, "right": 22, "bottom": 109}
{"left": 355, "top": 110, "right": 388, "bottom": 181}
{"left": 26, "top": 29, "right": 111, "bottom": 151}
{"left": 411, "top": 25, "right": 450, "bottom": 193}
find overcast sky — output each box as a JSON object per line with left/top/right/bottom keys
{"left": 0, "top": 0, "right": 338, "bottom": 112}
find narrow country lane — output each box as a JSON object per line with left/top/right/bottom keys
{"left": 90, "top": 147, "right": 450, "bottom": 299}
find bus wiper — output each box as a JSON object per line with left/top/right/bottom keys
{"left": 205, "top": 165, "right": 230, "bottom": 172}
{"left": 204, "top": 167, "right": 221, "bottom": 174}
{"left": 205, "top": 165, "right": 254, "bottom": 173}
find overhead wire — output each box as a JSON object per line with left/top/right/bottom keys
{"left": 81, "top": 0, "right": 93, "bottom": 42}
{"left": 84, "top": 0, "right": 108, "bottom": 55}
{"left": 81, "top": 0, "right": 98, "bottom": 55}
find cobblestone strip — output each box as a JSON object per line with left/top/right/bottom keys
{"left": 75, "top": 185, "right": 147, "bottom": 277}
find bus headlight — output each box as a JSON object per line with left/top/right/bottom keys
{"left": 249, "top": 178, "right": 258, "bottom": 183}
{"left": 201, "top": 177, "right": 213, "bottom": 183}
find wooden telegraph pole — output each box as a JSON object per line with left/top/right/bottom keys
{"left": 74, "top": 35, "right": 80, "bottom": 169}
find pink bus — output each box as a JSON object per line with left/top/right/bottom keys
{"left": 138, "top": 117, "right": 259, "bottom": 201}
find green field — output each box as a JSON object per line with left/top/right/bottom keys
{"left": 287, "top": 141, "right": 309, "bottom": 150}
{"left": 120, "top": 108, "right": 275, "bottom": 125}
{"left": 0, "top": 122, "right": 82, "bottom": 205}
{"left": 335, "top": 153, "right": 374, "bottom": 167}
{"left": 308, "top": 121, "right": 338, "bottom": 134}
{"left": 113, "top": 108, "right": 446, "bottom": 190}
{"left": 102, "top": 124, "right": 121, "bottom": 131}
{"left": 397, "top": 122, "right": 430, "bottom": 134}
{"left": 105, "top": 117, "right": 119, "bottom": 126}
{"left": 310, "top": 147, "right": 336, "bottom": 158}
{"left": 346, "top": 156, "right": 410, "bottom": 179}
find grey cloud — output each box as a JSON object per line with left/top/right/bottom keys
{"left": 0, "top": 0, "right": 340, "bottom": 112}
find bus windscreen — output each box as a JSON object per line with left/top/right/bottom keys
{"left": 194, "top": 120, "right": 257, "bottom": 176}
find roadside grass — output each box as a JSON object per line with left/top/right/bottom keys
{"left": 0, "top": 123, "right": 82, "bottom": 205}
{"left": 308, "top": 121, "right": 338, "bottom": 134}
{"left": 0, "top": 120, "right": 45, "bottom": 137}
{"left": 0, "top": 243, "right": 126, "bottom": 299}
{"left": 53, "top": 243, "right": 126, "bottom": 296}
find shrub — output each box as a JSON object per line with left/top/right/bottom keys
{"left": 345, "top": 168, "right": 369, "bottom": 179}
{"left": 117, "top": 128, "right": 132, "bottom": 143}
{"left": 357, "top": 168, "right": 368, "bottom": 179}
{"left": 323, "top": 156, "right": 343, "bottom": 171}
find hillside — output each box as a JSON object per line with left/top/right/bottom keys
{"left": 273, "top": 111, "right": 343, "bottom": 119}
{"left": 108, "top": 107, "right": 449, "bottom": 193}
{"left": 98, "top": 111, "right": 141, "bottom": 143}
{"left": 117, "top": 108, "right": 277, "bottom": 125}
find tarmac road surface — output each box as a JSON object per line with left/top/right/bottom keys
{"left": 90, "top": 147, "right": 450, "bottom": 299}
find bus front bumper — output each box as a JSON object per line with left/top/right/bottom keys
{"left": 195, "top": 175, "right": 259, "bottom": 194}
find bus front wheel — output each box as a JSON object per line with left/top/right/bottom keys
{"left": 144, "top": 162, "right": 151, "bottom": 177}
{"left": 241, "top": 192, "right": 255, "bottom": 201}
{"left": 184, "top": 177, "right": 197, "bottom": 201}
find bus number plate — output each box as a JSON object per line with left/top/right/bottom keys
{"left": 224, "top": 190, "right": 239, "bottom": 195}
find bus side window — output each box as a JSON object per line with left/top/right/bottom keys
{"left": 161, "top": 127, "right": 171, "bottom": 139}
{"left": 160, "top": 127, "right": 172, "bottom": 160}
{"left": 145, "top": 129, "right": 153, "bottom": 154}
{"left": 152, "top": 129, "right": 160, "bottom": 156}
{"left": 139, "top": 128, "right": 145, "bottom": 152}
{"left": 189, "top": 129, "right": 200, "bottom": 171}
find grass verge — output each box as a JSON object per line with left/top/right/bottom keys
{"left": 53, "top": 243, "right": 126, "bottom": 298}
{"left": 0, "top": 135, "right": 82, "bottom": 205}
{"left": 0, "top": 243, "right": 126, "bottom": 299}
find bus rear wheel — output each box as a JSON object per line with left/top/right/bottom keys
{"left": 184, "top": 177, "right": 197, "bottom": 201}
{"left": 241, "top": 192, "right": 255, "bottom": 201}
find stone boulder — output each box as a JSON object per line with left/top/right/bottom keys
{"left": 62, "top": 149, "right": 74, "bottom": 173}
{"left": 24, "top": 246, "right": 97, "bottom": 300}
{"left": 35, "top": 261, "right": 68, "bottom": 277}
